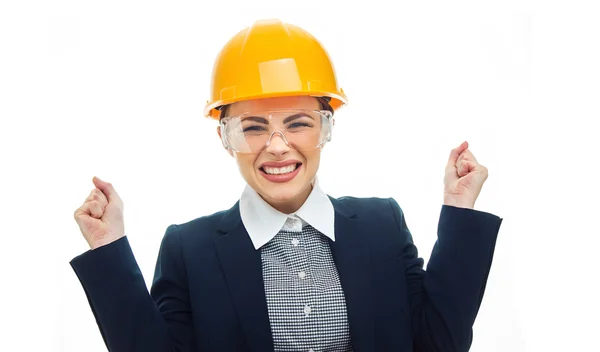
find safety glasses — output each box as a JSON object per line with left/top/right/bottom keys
{"left": 219, "top": 109, "right": 333, "bottom": 154}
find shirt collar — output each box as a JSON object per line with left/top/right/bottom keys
{"left": 239, "top": 176, "right": 335, "bottom": 250}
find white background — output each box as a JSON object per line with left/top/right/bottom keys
{"left": 1, "top": 0, "right": 598, "bottom": 351}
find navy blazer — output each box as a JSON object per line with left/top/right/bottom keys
{"left": 70, "top": 196, "right": 502, "bottom": 352}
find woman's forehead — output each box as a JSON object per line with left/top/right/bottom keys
{"left": 228, "top": 96, "right": 320, "bottom": 115}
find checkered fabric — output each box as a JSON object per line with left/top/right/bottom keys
{"left": 260, "top": 223, "right": 353, "bottom": 352}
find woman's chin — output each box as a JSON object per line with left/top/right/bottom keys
{"left": 262, "top": 189, "right": 300, "bottom": 204}
{"left": 250, "top": 171, "right": 314, "bottom": 211}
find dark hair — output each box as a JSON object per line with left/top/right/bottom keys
{"left": 218, "top": 96, "right": 333, "bottom": 120}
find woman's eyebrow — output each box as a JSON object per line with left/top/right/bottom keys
{"left": 242, "top": 113, "right": 313, "bottom": 124}
{"left": 283, "top": 113, "right": 313, "bottom": 124}
{"left": 242, "top": 116, "right": 269, "bottom": 124}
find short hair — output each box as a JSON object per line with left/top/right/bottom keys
{"left": 218, "top": 96, "right": 334, "bottom": 121}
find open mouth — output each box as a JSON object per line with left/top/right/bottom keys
{"left": 260, "top": 162, "right": 302, "bottom": 175}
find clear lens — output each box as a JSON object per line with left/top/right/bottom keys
{"left": 220, "top": 109, "right": 333, "bottom": 154}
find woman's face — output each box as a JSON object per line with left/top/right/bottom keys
{"left": 218, "top": 96, "right": 323, "bottom": 214}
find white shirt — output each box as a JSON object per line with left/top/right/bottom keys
{"left": 239, "top": 176, "right": 336, "bottom": 250}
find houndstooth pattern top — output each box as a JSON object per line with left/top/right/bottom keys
{"left": 260, "top": 217, "right": 353, "bottom": 352}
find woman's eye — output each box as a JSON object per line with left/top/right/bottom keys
{"left": 288, "top": 122, "right": 311, "bottom": 129}
{"left": 243, "top": 125, "right": 266, "bottom": 132}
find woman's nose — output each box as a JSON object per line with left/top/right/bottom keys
{"left": 265, "top": 131, "right": 290, "bottom": 155}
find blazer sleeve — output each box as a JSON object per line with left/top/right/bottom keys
{"left": 389, "top": 198, "right": 503, "bottom": 352}
{"left": 69, "top": 224, "right": 195, "bottom": 352}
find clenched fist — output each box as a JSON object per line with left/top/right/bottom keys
{"left": 443, "top": 141, "right": 489, "bottom": 209}
{"left": 74, "top": 176, "right": 125, "bottom": 250}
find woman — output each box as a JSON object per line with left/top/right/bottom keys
{"left": 71, "top": 19, "right": 503, "bottom": 352}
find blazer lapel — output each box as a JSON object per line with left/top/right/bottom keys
{"left": 214, "top": 202, "right": 274, "bottom": 352}
{"left": 328, "top": 196, "right": 375, "bottom": 352}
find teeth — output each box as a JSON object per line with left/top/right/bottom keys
{"left": 264, "top": 164, "right": 297, "bottom": 175}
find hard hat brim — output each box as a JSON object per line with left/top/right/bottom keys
{"left": 204, "top": 90, "right": 347, "bottom": 120}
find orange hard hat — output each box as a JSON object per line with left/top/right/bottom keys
{"left": 204, "top": 19, "right": 347, "bottom": 119}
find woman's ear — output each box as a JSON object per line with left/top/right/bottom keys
{"left": 217, "top": 125, "right": 234, "bottom": 157}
